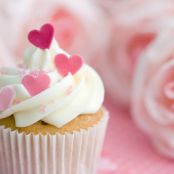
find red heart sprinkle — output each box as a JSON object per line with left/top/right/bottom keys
{"left": 55, "top": 54, "right": 83, "bottom": 76}
{"left": 0, "top": 87, "right": 16, "bottom": 111}
{"left": 22, "top": 72, "right": 50, "bottom": 96}
{"left": 28, "top": 23, "right": 54, "bottom": 49}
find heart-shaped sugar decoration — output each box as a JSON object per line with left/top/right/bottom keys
{"left": 22, "top": 72, "right": 50, "bottom": 96}
{"left": 0, "top": 87, "right": 16, "bottom": 111}
{"left": 55, "top": 54, "right": 83, "bottom": 76}
{"left": 28, "top": 23, "right": 54, "bottom": 49}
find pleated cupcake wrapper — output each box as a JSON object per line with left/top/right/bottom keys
{"left": 0, "top": 111, "right": 109, "bottom": 174}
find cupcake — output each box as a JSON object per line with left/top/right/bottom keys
{"left": 0, "top": 23, "right": 109, "bottom": 174}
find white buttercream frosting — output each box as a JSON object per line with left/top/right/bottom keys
{"left": 0, "top": 38, "right": 104, "bottom": 128}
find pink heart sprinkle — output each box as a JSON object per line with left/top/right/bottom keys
{"left": 0, "top": 87, "right": 16, "bottom": 111}
{"left": 28, "top": 23, "right": 54, "bottom": 49}
{"left": 55, "top": 54, "right": 83, "bottom": 76}
{"left": 22, "top": 72, "right": 50, "bottom": 96}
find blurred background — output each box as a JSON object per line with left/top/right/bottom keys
{"left": 1, "top": 0, "right": 174, "bottom": 173}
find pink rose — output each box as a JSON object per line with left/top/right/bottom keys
{"left": 132, "top": 28, "right": 174, "bottom": 158}
{"left": 95, "top": 0, "right": 174, "bottom": 107}
{"left": 15, "top": 0, "right": 109, "bottom": 65}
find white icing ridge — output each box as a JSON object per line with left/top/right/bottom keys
{"left": 0, "top": 38, "right": 104, "bottom": 128}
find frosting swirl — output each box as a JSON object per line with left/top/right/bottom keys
{"left": 0, "top": 24, "right": 104, "bottom": 128}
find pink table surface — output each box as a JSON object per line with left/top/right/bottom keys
{"left": 97, "top": 95, "right": 174, "bottom": 174}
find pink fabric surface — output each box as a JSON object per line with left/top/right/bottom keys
{"left": 98, "top": 96, "right": 174, "bottom": 174}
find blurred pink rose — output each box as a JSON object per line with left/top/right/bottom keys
{"left": 0, "top": 0, "right": 109, "bottom": 68}
{"left": 15, "top": 0, "right": 109, "bottom": 65}
{"left": 95, "top": 0, "right": 174, "bottom": 107}
{"left": 132, "top": 28, "right": 174, "bottom": 158}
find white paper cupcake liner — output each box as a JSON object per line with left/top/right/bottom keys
{"left": 0, "top": 110, "right": 109, "bottom": 174}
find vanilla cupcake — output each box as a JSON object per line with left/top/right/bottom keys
{"left": 0, "top": 23, "right": 109, "bottom": 174}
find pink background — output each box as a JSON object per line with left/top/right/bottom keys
{"left": 98, "top": 96, "right": 174, "bottom": 174}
